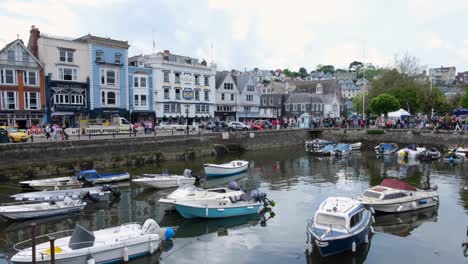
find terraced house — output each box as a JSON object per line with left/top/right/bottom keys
{"left": 0, "top": 38, "right": 45, "bottom": 128}
{"left": 128, "top": 56, "right": 154, "bottom": 123}
{"left": 236, "top": 74, "right": 260, "bottom": 121}
{"left": 215, "top": 71, "right": 239, "bottom": 121}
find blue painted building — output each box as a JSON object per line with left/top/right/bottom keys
{"left": 76, "top": 34, "right": 130, "bottom": 120}
{"left": 128, "top": 56, "right": 154, "bottom": 122}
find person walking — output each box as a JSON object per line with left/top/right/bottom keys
{"left": 45, "top": 123, "right": 51, "bottom": 141}
{"left": 147, "top": 120, "right": 153, "bottom": 134}
{"left": 62, "top": 123, "right": 69, "bottom": 140}
{"left": 454, "top": 118, "right": 462, "bottom": 131}
{"left": 50, "top": 123, "right": 57, "bottom": 141}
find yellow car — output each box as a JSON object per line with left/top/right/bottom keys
{"left": 0, "top": 126, "right": 30, "bottom": 143}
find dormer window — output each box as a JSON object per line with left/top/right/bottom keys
{"left": 138, "top": 60, "right": 143, "bottom": 67}
{"left": 96, "top": 51, "right": 104, "bottom": 63}
{"left": 115, "top": 54, "right": 122, "bottom": 64}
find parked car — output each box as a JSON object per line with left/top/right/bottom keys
{"left": 205, "top": 122, "right": 216, "bottom": 130}
{"left": 155, "top": 122, "right": 185, "bottom": 131}
{"left": 227, "top": 121, "right": 250, "bottom": 131}
{"left": 0, "top": 126, "right": 30, "bottom": 143}
{"left": 0, "top": 127, "right": 9, "bottom": 143}
{"left": 253, "top": 120, "right": 273, "bottom": 129}
{"left": 212, "top": 121, "right": 229, "bottom": 132}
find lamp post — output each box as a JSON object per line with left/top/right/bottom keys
{"left": 185, "top": 104, "right": 190, "bottom": 135}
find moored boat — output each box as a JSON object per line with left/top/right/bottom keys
{"left": 10, "top": 186, "right": 120, "bottom": 203}
{"left": 28, "top": 180, "right": 83, "bottom": 191}
{"left": 357, "top": 179, "right": 439, "bottom": 213}
{"left": 331, "top": 144, "right": 351, "bottom": 157}
{"left": 11, "top": 219, "right": 174, "bottom": 264}
{"left": 397, "top": 144, "right": 426, "bottom": 159}
{"left": 76, "top": 170, "right": 130, "bottom": 184}
{"left": 204, "top": 160, "right": 249, "bottom": 177}
{"left": 305, "top": 139, "right": 336, "bottom": 153}
{"left": 19, "top": 177, "right": 71, "bottom": 189}
{"left": 417, "top": 148, "right": 441, "bottom": 161}
{"left": 306, "top": 197, "right": 373, "bottom": 257}
{"left": 132, "top": 169, "right": 198, "bottom": 189}
{"left": 0, "top": 198, "right": 86, "bottom": 220}
{"left": 375, "top": 143, "right": 398, "bottom": 155}
{"left": 442, "top": 153, "right": 465, "bottom": 163}
{"left": 350, "top": 142, "right": 362, "bottom": 151}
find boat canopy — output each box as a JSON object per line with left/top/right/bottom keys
{"left": 380, "top": 143, "right": 395, "bottom": 151}
{"left": 380, "top": 179, "right": 416, "bottom": 191}
{"left": 69, "top": 224, "right": 95, "bottom": 250}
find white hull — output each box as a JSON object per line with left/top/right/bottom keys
{"left": 367, "top": 199, "right": 438, "bottom": 213}
{"left": 350, "top": 142, "right": 362, "bottom": 151}
{"left": 204, "top": 160, "right": 249, "bottom": 177}
{"left": 11, "top": 187, "right": 111, "bottom": 202}
{"left": 90, "top": 173, "right": 130, "bottom": 184}
{"left": 20, "top": 177, "right": 72, "bottom": 187}
{"left": 133, "top": 176, "right": 195, "bottom": 189}
{"left": 359, "top": 190, "right": 438, "bottom": 213}
{"left": 397, "top": 147, "right": 426, "bottom": 158}
{"left": 0, "top": 202, "right": 85, "bottom": 220}
{"left": 158, "top": 185, "right": 245, "bottom": 208}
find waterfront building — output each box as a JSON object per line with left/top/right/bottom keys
{"left": 215, "top": 71, "right": 239, "bottom": 121}
{"left": 429, "top": 66, "right": 456, "bottom": 85}
{"left": 284, "top": 80, "right": 345, "bottom": 121}
{"left": 28, "top": 26, "right": 89, "bottom": 126}
{"left": 339, "top": 79, "right": 361, "bottom": 99}
{"left": 236, "top": 75, "right": 260, "bottom": 121}
{"left": 138, "top": 50, "right": 216, "bottom": 123}
{"left": 128, "top": 56, "right": 154, "bottom": 122}
{"left": 76, "top": 35, "right": 130, "bottom": 121}
{"left": 259, "top": 82, "right": 290, "bottom": 120}
{"left": 0, "top": 37, "right": 45, "bottom": 128}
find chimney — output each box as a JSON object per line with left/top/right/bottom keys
{"left": 164, "top": 50, "right": 170, "bottom": 54}
{"left": 27, "top": 25, "right": 40, "bottom": 58}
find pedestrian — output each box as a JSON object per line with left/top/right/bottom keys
{"left": 50, "top": 123, "right": 57, "bottom": 141}
{"left": 147, "top": 120, "right": 153, "bottom": 133}
{"left": 62, "top": 123, "right": 69, "bottom": 140}
{"left": 45, "top": 123, "right": 51, "bottom": 140}
{"left": 454, "top": 118, "right": 462, "bottom": 131}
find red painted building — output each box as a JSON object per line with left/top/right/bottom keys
{"left": 0, "top": 39, "right": 45, "bottom": 128}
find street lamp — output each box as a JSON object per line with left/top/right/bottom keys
{"left": 185, "top": 104, "right": 190, "bottom": 135}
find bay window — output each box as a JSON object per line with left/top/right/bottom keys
{"left": 101, "top": 91, "right": 119, "bottom": 106}
{"left": 133, "top": 75, "right": 147, "bottom": 88}
{"left": 0, "top": 69, "right": 16, "bottom": 84}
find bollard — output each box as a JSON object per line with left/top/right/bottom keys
{"left": 89, "top": 132, "right": 91, "bottom": 140}
{"left": 48, "top": 236, "right": 56, "bottom": 264}
{"left": 30, "top": 134, "right": 34, "bottom": 142}
{"left": 113, "top": 131, "right": 115, "bottom": 138}
{"left": 172, "top": 129, "right": 174, "bottom": 136}
{"left": 133, "top": 129, "right": 137, "bottom": 137}
{"left": 31, "top": 223, "right": 36, "bottom": 264}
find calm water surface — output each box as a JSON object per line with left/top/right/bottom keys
{"left": 0, "top": 147, "right": 467, "bottom": 264}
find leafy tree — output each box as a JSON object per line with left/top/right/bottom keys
{"left": 460, "top": 89, "right": 468, "bottom": 108}
{"left": 387, "top": 87, "right": 419, "bottom": 114}
{"left": 298, "top": 67, "right": 308, "bottom": 78}
{"left": 335, "top": 68, "right": 348, "bottom": 73}
{"left": 283, "top": 68, "right": 292, "bottom": 77}
{"left": 418, "top": 84, "right": 451, "bottom": 115}
{"left": 369, "top": 93, "right": 400, "bottom": 116}
{"left": 349, "top": 61, "right": 363, "bottom": 72}
{"left": 352, "top": 92, "right": 370, "bottom": 115}
{"left": 319, "top": 65, "right": 335, "bottom": 74}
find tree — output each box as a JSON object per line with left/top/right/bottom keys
{"left": 298, "top": 67, "right": 308, "bottom": 78}
{"left": 394, "top": 52, "right": 425, "bottom": 76}
{"left": 352, "top": 92, "right": 370, "bottom": 115}
{"left": 335, "top": 68, "right": 348, "bottom": 73}
{"left": 460, "top": 89, "right": 468, "bottom": 108}
{"left": 369, "top": 93, "right": 400, "bottom": 116}
{"left": 349, "top": 61, "right": 363, "bottom": 72}
{"left": 283, "top": 68, "right": 292, "bottom": 77}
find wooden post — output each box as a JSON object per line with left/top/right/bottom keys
{"left": 31, "top": 223, "right": 36, "bottom": 264}
{"left": 48, "top": 236, "right": 56, "bottom": 264}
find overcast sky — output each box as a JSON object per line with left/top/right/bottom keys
{"left": 1, "top": 0, "right": 467, "bottom": 72}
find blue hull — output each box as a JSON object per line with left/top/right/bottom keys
{"left": 315, "top": 224, "right": 371, "bottom": 257}
{"left": 175, "top": 203, "right": 261, "bottom": 219}
{"left": 205, "top": 168, "right": 248, "bottom": 178}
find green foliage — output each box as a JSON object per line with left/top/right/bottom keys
{"left": 387, "top": 87, "right": 419, "bottom": 113}
{"left": 283, "top": 68, "right": 292, "bottom": 77}
{"left": 298, "top": 67, "right": 308, "bottom": 78}
{"left": 366, "top": 129, "right": 385, "bottom": 135}
{"left": 369, "top": 93, "right": 400, "bottom": 116}
{"left": 460, "top": 89, "right": 468, "bottom": 108}
{"left": 335, "top": 68, "right": 348, "bottom": 73}
{"left": 316, "top": 65, "right": 335, "bottom": 74}
{"left": 352, "top": 92, "right": 370, "bottom": 115}
{"left": 349, "top": 61, "right": 363, "bottom": 71}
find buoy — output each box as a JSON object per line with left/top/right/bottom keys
{"left": 87, "top": 256, "right": 95, "bottom": 264}
{"left": 365, "top": 233, "right": 369, "bottom": 244}
{"left": 371, "top": 215, "right": 375, "bottom": 224}
{"left": 397, "top": 205, "right": 403, "bottom": 212}
{"left": 352, "top": 241, "right": 356, "bottom": 252}
{"left": 123, "top": 247, "right": 129, "bottom": 262}
{"left": 411, "top": 201, "right": 417, "bottom": 209}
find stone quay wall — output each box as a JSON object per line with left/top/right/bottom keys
{"left": 0, "top": 129, "right": 310, "bottom": 180}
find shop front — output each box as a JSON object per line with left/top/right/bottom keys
{"left": 214, "top": 111, "right": 237, "bottom": 122}
{"left": 0, "top": 111, "right": 45, "bottom": 129}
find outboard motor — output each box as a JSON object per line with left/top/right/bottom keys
{"left": 250, "top": 190, "right": 276, "bottom": 207}
{"left": 81, "top": 191, "right": 99, "bottom": 203}
{"left": 101, "top": 185, "right": 121, "bottom": 198}
{"left": 228, "top": 181, "right": 242, "bottom": 191}
{"left": 183, "top": 169, "right": 192, "bottom": 177}
{"left": 141, "top": 219, "right": 175, "bottom": 241}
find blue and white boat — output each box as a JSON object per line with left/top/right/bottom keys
{"left": 203, "top": 160, "right": 249, "bottom": 177}
{"left": 306, "top": 197, "right": 373, "bottom": 257}
{"left": 318, "top": 145, "right": 336, "bottom": 156}
{"left": 76, "top": 170, "right": 130, "bottom": 184}
{"left": 331, "top": 144, "right": 351, "bottom": 157}
{"left": 305, "top": 139, "right": 336, "bottom": 153}
{"left": 375, "top": 143, "right": 398, "bottom": 155}
{"left": 174, "top": 190, "right": 273, "bottom": 219}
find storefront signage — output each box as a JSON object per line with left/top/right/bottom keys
{"left": 51, "top": 81, "right": 88, "bottom": 89}
{"left": 183, "top": 88, "right": 194, "bottom": 100}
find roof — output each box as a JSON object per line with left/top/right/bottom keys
{"left": 76, "top": 34, "right": 130, "bottom": 49}
{"left": 379, "top": 179, "right": 417, "bottom": 191}
{"left": 292, "top": 79, "right": 340, "bottom": 95}
{"left": 0, "top": 39, "right": 42, "bottom": 67}
{"left": 318, "top": 197, "right": 362, "bottom": 217}
{"left": 236, "top": 75, "right": 256, "bottom": 93}
{"left": 285, "top": 93, "right": 322, "bottom": 104}
{"left": 215, "top": 71, "right": 232, "bottom": 89}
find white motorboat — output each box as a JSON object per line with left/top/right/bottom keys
{"left": 0, "top": 198, "right": 86, "bottom": 220}
{"left": 375, "top": 143, "right": 398, "bottom": 155}
{"left": 357, "top": 179, "right": 439, "bottom": 213}
{"left": 397, "top": 145, "right": 426, "bottom": 159}
{"left": 442, "top": 153, "right": 465, "bottom": 164}
{"left": 20, "top": 177, "right": 71, "bottom": 188}
{"left": 11, "top": 219, "right": 175, "bottom": 264}
{"left": 204, "top": 160, "right": 249, "bottom": 177}
{"left": 132, "top": 169, "right": 198, "bottom": 189}
{"left": 158, "top": 182, "right": 246, "bottom": 208}
{"left": 28, "top": 180, "right": 83, "bottom": 191}
{"left": 10, "top": 186, "right": 120, "bottom": 202}
{"left": 350, "top": 142, "right": 362, "bottom": 151}
{"left": 330, "top": 144, "right": 352, "bottom": 157}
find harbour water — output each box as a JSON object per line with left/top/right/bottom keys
{"left": 0, "top": 147, "right": 467, "bottom": 263}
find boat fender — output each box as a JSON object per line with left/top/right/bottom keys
{"left": 87, "top": 256, "right": 95, "bottom": 264}
{"left": 371, "top": 215, "right": 375, "bottom": 224}
{"left": 365, "top": 234, "right": 369, "bottom": 244}
{"left": 352, "top": 241, "right": 356, "bottom": 252}
{"left": 123, "top": 247, "right": 129, "bottom": 262}
{"left": 411, "top": 201, "right": 417, "bottom": 209}
{"left": 164, "top": 227, "right": 175, "bottom": 240}
{"left": 370, "top": 226, "right": 375, "bottom": 234}
{"left": 370, "top": 207, "right": 375, "bottom": 214}
{"left": 397, "top": 205, "right": 403, "bottom": 212}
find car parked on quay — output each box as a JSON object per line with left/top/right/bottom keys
{"left": 0, "top": 126, "right": 30, "bottom": 143}
{"left": 227, "top": 121, "right": 251, "bottom": 131}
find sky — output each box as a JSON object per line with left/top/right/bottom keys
{"left": 1, "top": 0, "right": 468, "bottom": 72}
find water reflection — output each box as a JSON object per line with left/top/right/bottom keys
{"left": 305, "top": 238, "right": 372, "bottom": 264}
{"left": 373, "top": 206, "right": 438, "bottom": 237}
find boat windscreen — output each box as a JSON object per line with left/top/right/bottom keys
{"left": 316, "top": 214, "right": 346, "bottom": 227}
{"left": 69, "top": 224, "right": 95, "bottom": 250}
{"left": 363, "top": 191, "right": 381, "bottom": 199}
{"left": 381, "top": 144, "right": 394, "bottom": 151}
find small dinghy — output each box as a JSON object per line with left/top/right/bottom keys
{"left": 350, "top": 142, "right": 362, "bottom": 151}
{"left": 28, "top": 180, "right": 83, "bottom": 191}
{"left": 397, "top": 144, "right": 426, "bottom": 159}
{"left": 11, "top": 219, "right": 175, "bottom": 264}
{"left": 357, "top": 179, "right": 439, "bottom": 213}
{"left": 132, "top": 169, "right": 198, "bottom": 189}
{"left": 375, "top": 143, "right": 398, "bottom": 155}
{"left": 305, "top": 139, "right": 335, "bottom": 153}
{"left": 0, "top": 198, "right": 86, "bottom": 220}
{"left": 306, "top": 197, "right": 373, "bottom": 257}
{"left": 174, "top": 190, "right": 274, "bottom": 219}
{"left": 204, "top": 160, "right": 249, "bottom": 177}
{"left": 10, "top": 186, "right": 120, "bottom": 203}
{"left": 20, "top": 177, "right": 73, "bottom": 189}
{"left": 158, "top": 181, "right": 246, "bottom": 209}
{"left": 418, "top": 148, "right": 441, "bottom": 161}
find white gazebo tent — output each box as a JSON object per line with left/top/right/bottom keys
{"left": 387, "top": 108, "right": 411, "bottom": 118}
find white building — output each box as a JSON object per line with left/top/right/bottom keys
{"left": 215, "top": 71, "right": 239, "bottom": 121}
{"left": 236, "top": 75, "right": 260, "bottom": 120}
{"left": 140, "top": 50, "right": 216, "bottom": 123}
